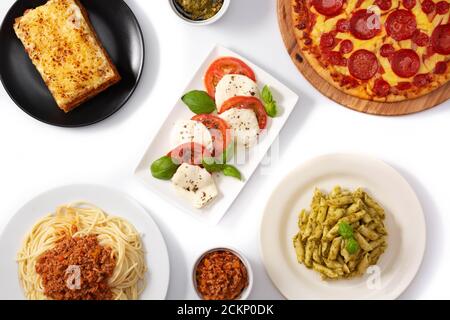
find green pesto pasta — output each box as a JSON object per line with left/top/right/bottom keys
{"left": 292, "top": 186, "right": 388, "bottom": 280}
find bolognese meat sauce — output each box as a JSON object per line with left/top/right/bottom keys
{"left": 195, "top": 250, "right": 248, "bottom": 300}
{"left": 35, "top": 234, "right": 116, "bottom": 300}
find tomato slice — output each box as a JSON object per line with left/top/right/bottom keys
{"left": 191, "top": 114, "right": 231, "bottom": 157}
{"left": 219, "top": 96, "right": 267, "bottom": 129}
{"left": 168, "top": 142, "right": 211, "bottom": 166}
{"left": 204, "top": 57, "right": 256, "bottom": 98}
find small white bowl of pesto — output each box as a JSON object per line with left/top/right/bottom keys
{"left": 169, "top": 0, "right": 230, "bottom": 25}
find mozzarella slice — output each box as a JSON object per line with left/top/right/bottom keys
{"left": 220, "top": 108, "right": 259, "bottom": 149}
{"left": 172, "top": 163, "right": 218, "bottom": 209}
{"left": 171, "top": 120, "right": 213, "bottom": 152}
{"left": 215, "top": 74, "right": 259, "bottom": 112}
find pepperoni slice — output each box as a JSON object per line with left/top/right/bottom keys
{"left": 436, "top": 1, "right": 450, "bottom": 14}
{"left": 320, "top": 32, "right": 337, "bottom": 49}
{"left": 340, "top": 75, "right": 359, "bottom": 88}
{"left": 413, "top": 73, "right": 432, "bottom": 87}
{"left": 412, "top": 30, "right": 430, "bottom": 46}
{"left": 396, "top": 82, "right": 412, "bottom": 90}
{"left": 403, "top": 0, "right": 417, "bottom": 9}
{"left": 431, "top": 24, "right": 450, "bottom": 55}
{"left": 424, "top": 45, "right": 435, "bottom": 59}
{"left": 348, "top": 50, "right": 379, "bottom": 80}
{"left": 380, "top": 44, "right": 395, "bottom": 57}
{"left": 386, "top": 10, "right": 417, "bottom": 41}
{"left": 350, "top": 9, "right": 381, "bottom": 40}
{"left": 312, "top": 0, "right": 344, "bottom": 16}
{"left": 375, "top": 0, "right": 392, "bottom": 10}
{"left": 339, "top": 40, "right": 354, "bottom": 54}
{"left": 336, "top": 19, "right": 350, "bottom": 33}
{"left": 324, "top": 51, "right": 348, "bottom": 66}
{"left": 434, "top": 61, "right": 448, "bottom": 74}
{"left": 391, "top": 49, "right": 420, "bottom": 78}
{"left": 421, "top": 0, "right": 436, "bottom": 13}
{"left": 373, "top": 79, "right": 391, "bottom": 97}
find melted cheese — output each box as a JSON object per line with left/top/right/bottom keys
{"left": 13, "top": 0, "right": 119, "bottom": 111}
{"left": 309, "top": 0, "right": 449, "bottom": 86}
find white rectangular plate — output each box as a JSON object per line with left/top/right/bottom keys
{"left": 135, "top": 45, "right": 299, "bottom": 225}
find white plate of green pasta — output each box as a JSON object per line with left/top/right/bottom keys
{"left": 260, "top": 154, "right": 425, "bottom": 300}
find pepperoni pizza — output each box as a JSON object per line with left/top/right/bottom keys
{"left": 292, "top": 0, "right": 450, "bottom": 101}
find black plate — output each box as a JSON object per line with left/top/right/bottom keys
{"left": 0, "top": 0, "right": 144, "bottom": 127}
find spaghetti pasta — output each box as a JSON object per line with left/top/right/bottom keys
{"left": 17, "top": 202, "right": 147, "bottom": 300}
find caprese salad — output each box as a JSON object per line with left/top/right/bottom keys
{"left": 150, "top": 56, "right": 278, "bottom": 209}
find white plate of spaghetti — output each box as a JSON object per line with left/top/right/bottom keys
{"left": 0, "top": 184, "right": 170, "bottom": 300}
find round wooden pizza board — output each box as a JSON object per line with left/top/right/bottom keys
{"left": 277, "top": 0, "right": 449, "bottom": 116}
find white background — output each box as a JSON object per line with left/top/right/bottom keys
{"left": 0, "top": 0, "right": 449, "bottom": 299}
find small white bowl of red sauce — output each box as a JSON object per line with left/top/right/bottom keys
{"left": 192, "top": 247, "right": 253, "bottom": 300}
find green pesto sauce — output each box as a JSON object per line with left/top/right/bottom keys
{"left": 175, "top": 0, "right": 224, "bottom": 21}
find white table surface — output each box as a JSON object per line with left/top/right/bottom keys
{"left": 0, "top": 0, "right": 449, "bottom": 300}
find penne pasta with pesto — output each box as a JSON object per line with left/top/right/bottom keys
{"left": 292, "top": 186, "right": 388, "bottom": 280}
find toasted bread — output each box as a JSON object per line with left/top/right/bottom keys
{"left": 13, "top": 0, "right": 121, "bottom": 113}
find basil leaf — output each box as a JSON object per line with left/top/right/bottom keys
{"left": 261, "top": 85, "right": 274, "bottom": 103}
{"left": 181, "top": 90, "right": 216, "bottom": 114}
{"left": 223, "top": 165, "right": 242, "bottom": 180}
{"left": 203, "top": 158, "right": 242, "bottom": 180}
{"left": 338, "top": 222, "right": 354, "bottom": 239}
{"left": 261, "top": 85, "right": 278, "bottom": 118}
{"left": 151, "top": 156, "right": 179, "bottom": 180}
{"left": 346, "top": 238, "right": 359, "bottom": 254}
{"left": 265, "top": 101, "right": 277, "bottom": 118}
{"left": 202, "top": 157, "right": 224, "bottom": 173}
